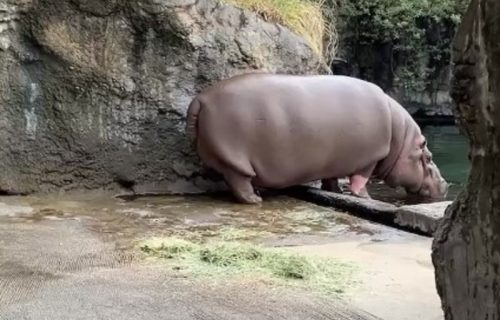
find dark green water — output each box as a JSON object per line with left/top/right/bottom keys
{"left": 422, "top": 125, "right": 470, "bottom": 199}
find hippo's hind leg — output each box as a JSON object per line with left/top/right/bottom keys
{"left": 222, "top": 169, "right": 262, "bottom": 204}
{"left": 348, "top": 163, "right": 376, "bottom": 199}
{"left": 321, "top": 178, "right": 342, "bottom": 193}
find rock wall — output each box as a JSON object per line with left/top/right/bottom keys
{"left": 0, "top": 0, "right": 328, "bottom": 195}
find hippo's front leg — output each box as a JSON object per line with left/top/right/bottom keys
{"left": 348, "top": 163, "right": 376, "bottom": 199}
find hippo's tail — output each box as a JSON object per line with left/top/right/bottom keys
{"left": 186, "top": 97, "right": 202, "bottom": 143}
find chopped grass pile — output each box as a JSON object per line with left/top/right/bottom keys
{"left": 224, "top": 0, "right": 335, "bottom": 59}
{"left": 139, "top": 236, "right": 357, "bottom": 295}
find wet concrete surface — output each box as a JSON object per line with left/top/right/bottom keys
{"left": 0, "top": 192, "right": 443, "bottom": 320}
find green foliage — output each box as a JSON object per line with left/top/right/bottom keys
{"left": 335, "top": 0, "right": 469, "bottom": 91}
{"left": 338, "top": 0, "right": 467, "bottom": 42}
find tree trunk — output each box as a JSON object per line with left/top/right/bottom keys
{"left": 431, "top": 0, "right": 500, "bottom": 319}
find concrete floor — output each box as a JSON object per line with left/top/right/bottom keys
{"left": 0, "top": 193, "right": 443, "bottom": 320}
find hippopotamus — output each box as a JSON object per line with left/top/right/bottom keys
{"left": 186, "top": 73, "right": 449, "bottom": 204}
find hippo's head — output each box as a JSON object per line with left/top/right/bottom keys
{"left": 386, "top": 134, "right": 449, "bottom": 200}
{"left": 409, "top": 147, "right": 448, "bottom": 199}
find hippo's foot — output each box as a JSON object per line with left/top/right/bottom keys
{"left": 222, "top": 169, "right": 262, "bottom": 204}
{"left": 348, "top": 165, "right": 375, "bottom": 199}
{"left": 321, "top": 178, "right": 342, "bottom": 193}
{"left": 243, "top": 194, "right": 263, "bottom": 204}
{"left": 352, "top": 187, "right": 371, "bottom": 199}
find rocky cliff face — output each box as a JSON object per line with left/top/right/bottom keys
{"left": 0, "top": 0, "right": 327, "bottom": 195}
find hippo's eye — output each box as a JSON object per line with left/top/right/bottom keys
{"left": 421, "top": 139, "right": 427, "bottom": 149}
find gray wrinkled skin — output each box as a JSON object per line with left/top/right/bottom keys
{"left": 187, "top": 73, "right": 448, "bottom": 204}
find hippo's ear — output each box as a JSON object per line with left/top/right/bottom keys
{"left": 416, "top": 136, "right": 433, "bottom": 163}
{"left": 409, "top": 136, "right": 425, "bottom": 161}
{"left": 420, "top": 137, "right": 433, "bottom": 163}
{"left": 415, "top": 135, "right": 427, "bottom": 149}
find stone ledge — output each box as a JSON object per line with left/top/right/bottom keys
{"left": 285, "top": 186, "right": 451, "bottom": 237}
{"left": 395, "top": 201, "right": 451, "bottom": 235}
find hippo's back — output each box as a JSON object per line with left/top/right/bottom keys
{"left": 195, "top": 74, "right": 393, "bottom": 188}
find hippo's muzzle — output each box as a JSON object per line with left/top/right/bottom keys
{"left": 409, "top": 172, "right": 449, "bottom": 200}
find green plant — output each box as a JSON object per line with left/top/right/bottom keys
{"left": 335, "top": 0, "right": 469, "bottom": 92}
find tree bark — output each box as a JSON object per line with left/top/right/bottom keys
{"left": 431, "top": 0, "right": 500, "bottom": 319}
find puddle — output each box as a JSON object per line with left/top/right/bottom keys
{"left": 0, "top": 192, "right": 416, "bottom": 250}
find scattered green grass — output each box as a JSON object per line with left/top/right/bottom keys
{"left": 223, "top": 0, "right": 335, "bottom": 60}
{"left": 139, "top": 235, "right": 358, "bottom": 296}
